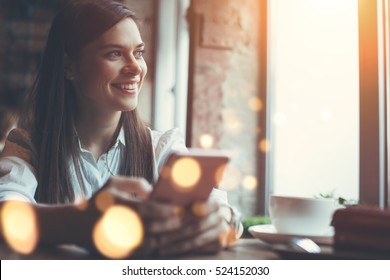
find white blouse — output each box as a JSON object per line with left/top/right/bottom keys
{"left": 0, "top": 128, "right": 228, "bottom": 204}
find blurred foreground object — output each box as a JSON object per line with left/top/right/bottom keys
{"left": 332, "top": 207, "right": 390, "bottom": 252}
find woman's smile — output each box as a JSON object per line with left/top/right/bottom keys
{"left": 111, "top": 82, "right": 139, "bottom": 95}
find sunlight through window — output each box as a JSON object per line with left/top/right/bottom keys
{"left": 269, "top": 0, "right": 359, "bottom": 200}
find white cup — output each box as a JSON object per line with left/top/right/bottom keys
{"left": 269, "top": 195, "right": 338, "bottom": 236}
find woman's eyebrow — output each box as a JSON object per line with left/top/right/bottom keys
{"left": 99, "top": 42, "right": 145, "bottom": 50}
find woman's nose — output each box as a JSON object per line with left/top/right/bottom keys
{"left": 122, "top": 58, "right": 142, "bottom": 75}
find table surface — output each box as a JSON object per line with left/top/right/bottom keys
{"left": 0, "top": 238, "right": 280, "bottom": 260}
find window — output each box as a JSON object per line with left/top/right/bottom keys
{"left": 152, "top": 0, "right": 190, "bottom": 135}
{"left": 268, "top": 0, "right": 359, "bottom": 201}
{"left": 262, "top": 0, "right": 390, "bottom": 212}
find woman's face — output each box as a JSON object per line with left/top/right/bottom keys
{"left": 70, "top": 18, "right": 147, "bottom": 114}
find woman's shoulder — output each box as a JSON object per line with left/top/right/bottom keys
{"left": 149, "top": 127, "right": 187, "bottom": 163}
{"left": 150, "top": 127, "right": 183, "bottom": 145}
{"left": 1, "top": 128, "right": 35, "bottom": 163}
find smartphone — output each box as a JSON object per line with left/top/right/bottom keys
{"left": 151, "top": 148, "right": 230, "bottom": 206}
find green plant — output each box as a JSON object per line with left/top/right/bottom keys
{"left": 242, "top": 215, "right": 271, "bottom": 236}
{"left": 315, "top": 190, "right": 358, "bottom": 206}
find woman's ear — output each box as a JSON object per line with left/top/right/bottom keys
{"left": 64, "top": 53, "right": 77, "bottom": 80}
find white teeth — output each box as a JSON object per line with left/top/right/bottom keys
{"left": 118, "top": 83, "right": 137, "bottom": 90}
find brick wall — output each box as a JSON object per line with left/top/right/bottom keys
{"left": 0, "top": 2, "right": 58, "bottom": 105}
{"left": 187, "top": 0, "right": 262, "bottom": 218}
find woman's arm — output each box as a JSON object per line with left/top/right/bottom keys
{"left": 36, "top": 202, "right": 98, "bottom": 248}
{"left": 0, "top": 176, "right": 183, "bottom": 257}
{"left": 0, "top": 198, "right": 100, "bottom": 251}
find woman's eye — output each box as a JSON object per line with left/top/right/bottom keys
{"left": 134, "top": 50, "right": 145, "bottom": 59}
{"left": 107, "top": 51, "right": 121, "bottom": 58}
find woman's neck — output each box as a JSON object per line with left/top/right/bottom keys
{"left": 75, "top": 111, "right": 122, "bottom": 160}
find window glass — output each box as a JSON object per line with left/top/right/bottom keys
{"left": 268, "top": 0, "right": 359, "bottom": 200}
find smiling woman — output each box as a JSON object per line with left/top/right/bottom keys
{"left": 67, "top": 18, "right": 147, "bottom": 116}
{"left": 0, "top": 0, "right": 241, "bottom": 259}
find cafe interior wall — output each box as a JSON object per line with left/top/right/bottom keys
{"left": 0, "top": 0, "right": 262, "bottom": 218}
{"left": 186, "top": 0, "right": 262, "bottom": 218}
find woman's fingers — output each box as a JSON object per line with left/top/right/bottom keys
{"left": 157, "top": 221, "right": 230, "bottom": 256}
{"left": 191, "top": 199, "right": 219, "bottom": 218}
{"left": 103, "top": 176, "right": 152, "bottom": 201}
{"left": 138, "top": 200, "right": 183, "bottom": 219}
{"left": 158, "top": 209, "right": 223, "bottom": 245}
{"left": 144, "top": 216, "right": 183, "bottom": 234}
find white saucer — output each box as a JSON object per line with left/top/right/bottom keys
{"left": 248, "top": 224, "right": 334, "bottom": 245}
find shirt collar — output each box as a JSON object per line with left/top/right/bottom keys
{"left": 117, "top": 127, "right": 125, "bottom": 146}
{"left": 75, "top": 126, "right": 126, "bottom": 151}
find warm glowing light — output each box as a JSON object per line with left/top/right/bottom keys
{"left": 273, "top": 112, "right": 287, "bottom": 126}
{"left": 74, "top": 197, "right": 89, "bottom": 211}
{"left": 160, "top": 166, "right": 171, "bottom": 179}
{"left": 1, "top": 201, "right": 38, "bottom": 254}
{"left": 242, "top": 175, "right": 258, "bottom": 190}
{"left": 320, "top": 109, "right": 332, "bottom": 122}
{"left": 171, "top": 157, "right": 201, "bottom": 191}
{"left": 225, "top": 119, "right": 242, "bottom": 134}
{"left": 199, "top": 134, "right": 215, "bottom": 149}
{"left": 93, "top": 205, "right": 143, "bottom": 259}
{"left": 289, "top": 103, "right": 299, "bottom": 113}
{"left": 259, "top": 139, "right": 271, "bottom": 153}
{"left": 313, "top": 0, "right": 351, "bottom": 14}
{"left": 192, "top": 201, "right": 208, "bottom": 218}
{"left": 223, "top": 110, "right": 242, "bottom": 134}
{"left": 248, "top": 97, "right": 263, "bottom": 112}
{"left": 95, "top": 190, "right": 115, "bottom": 213}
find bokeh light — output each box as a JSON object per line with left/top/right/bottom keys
{"left": 171, "top": 157, "right": 201, "bottom": 191}
{"left": 94, "top": 190, "right": 115, "bottom": 213}
{"left": 93, "top": 205, "right": 143, "bottom": 259}
{"left": 192, "top": 201, "right": 208, "bottom": 218}
{"left": 199, "top": 133, "right": 215, "bottom": 149}
{"left": 248, "top": 97, "right": 263, "bottom": 112}
{"left": 223, "top": 109, "right": 243, "bottom": 134}
{"left": 1, "top": 201, "right": 38, "bottom": 254}
{"left": 74, "top": 197, "right": 89, "bottom": 211}
{"left": 242, "top": 175, "right": 258, "bottom": 190}
{"left": 160, "top": 165, "right": 171, "bottom": 179}
{"left": 259, "top": 139, "right": 271, "bottom": 153}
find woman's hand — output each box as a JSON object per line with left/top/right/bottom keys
{"left": 77, "top": 178, "right": 239, "bottom": 258}
{"left": 152, "top": 199, "right": 237, "bottom": 257}
{"left": 98, "top": 176, "right": 153, "bottom": 201}
{"left": 74, "top": 176, "right": 152, "bottom": 249}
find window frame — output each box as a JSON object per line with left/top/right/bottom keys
{"left": 256, "top": 0, "right": 269, "bottom": 215}
{"left": 259, "top": 0, "right": 389, "bottom": 213}
{"left": 358, "top": 0, "right": 388, "bottom": 207}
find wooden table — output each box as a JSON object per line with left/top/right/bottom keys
{"left": 0, "top": 238, "right": 280, "bottom": 260}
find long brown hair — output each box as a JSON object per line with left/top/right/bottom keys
{"left": 23, "top": 0, "right": 154, "bottom": 204}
